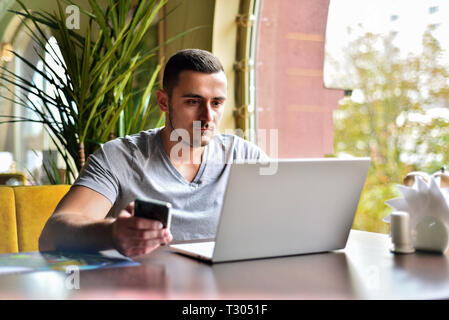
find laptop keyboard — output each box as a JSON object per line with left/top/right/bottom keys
{"left": 171, "top": 241, "right": 215, "bottom": 258}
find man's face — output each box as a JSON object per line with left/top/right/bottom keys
{"left": 163, "top": 70, "right": 227, "bottom": 147}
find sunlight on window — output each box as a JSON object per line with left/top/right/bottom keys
{"left": 23, "top": 36, "right": 67, "bottom": 184}
{"left": 44, "top": 36, "right": 69, "bottom": 122}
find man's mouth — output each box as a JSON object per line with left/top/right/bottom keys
{"left": 193, "top": 122, "right": 214, "bottom": 136}
{"left": 200, "top": 125, "right": 214, "bottom": 131}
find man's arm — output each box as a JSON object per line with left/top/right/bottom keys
{"left": 39, "top": 185, "right": 172, "bottom": 257}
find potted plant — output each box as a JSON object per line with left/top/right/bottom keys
{"left": 0, "top": 0, "right": 191, "bottom": 184}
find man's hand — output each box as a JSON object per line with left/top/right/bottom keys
{"left": 111, "top": 202, "right": 173, "bottom": 257}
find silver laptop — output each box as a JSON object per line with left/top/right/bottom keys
{"left": 169, "top": 157, "right": 370, "bottom": 263}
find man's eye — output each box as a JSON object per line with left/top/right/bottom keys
{"left": 186, "top": 99, "right": 199, "bottom": 105}
{"left": 213, "top": 101, "right": 224, "bottom": 107}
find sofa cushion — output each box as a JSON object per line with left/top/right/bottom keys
{"left": 0, "top": 187, "right": 19, "bottom": 253}
{"left": 14, "top": 185, "right": 71, "bottom": 252}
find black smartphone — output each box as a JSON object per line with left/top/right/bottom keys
{"left": 134, "top": 198, "right": 172, "bottom": 229}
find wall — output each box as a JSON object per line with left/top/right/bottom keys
{"left": 0, "top": 0, "right": 94, "bottom": 40}
{"left": 255, "top": 0, "right": 344, "bottom": 158}
{"left": 212, "top": 0, "right": 240, "bottom": 131}
{"left": 160, "top": 0, "right": 238, "bottom": 132}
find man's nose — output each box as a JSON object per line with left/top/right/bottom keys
{"left": 200, "top": 103, "right": 214, "bottom": 121}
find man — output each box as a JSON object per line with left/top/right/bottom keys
{"left": 39, "top": 49, "right": 267, "bottom": 257}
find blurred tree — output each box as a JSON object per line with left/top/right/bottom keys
{"left": 332, "top": 27, "right": 449, "bottom": 233}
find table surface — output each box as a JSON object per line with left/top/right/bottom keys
{"left": 0, "top": 230, "right": 449, "bottom": 300}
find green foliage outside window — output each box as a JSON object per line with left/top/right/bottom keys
{"left": 332, "top": 27, "right": 449, "bottom": 233}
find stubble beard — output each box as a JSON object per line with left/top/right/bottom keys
{"left": 167, "top": 102, "right": 214, "bottom": 148}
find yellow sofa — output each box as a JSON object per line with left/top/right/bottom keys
{"left": 0, "top": 185, "right": 70, "bottom": 253}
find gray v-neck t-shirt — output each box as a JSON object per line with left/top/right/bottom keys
{"left": 73, "top": 127, "right": 267, "bottom": 240}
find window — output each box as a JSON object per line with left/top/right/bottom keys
{"left": 325, "top": 0, "right": 449, "bottom": 233}
{"left": 8, "top": 36, "right": 66, "bottom": 184}
{"left": 253, "top": 0, "right": 343, "bottom": 159}
{"left": 429, "top": 6, "right": 439, "bottom": 14}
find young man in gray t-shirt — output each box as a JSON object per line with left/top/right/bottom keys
{"left": 39, "top": 49, "right": 267, "bottom": 257}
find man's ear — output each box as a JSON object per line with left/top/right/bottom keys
{"left": 156, "top": 89, "right": 169, "bottom": 113}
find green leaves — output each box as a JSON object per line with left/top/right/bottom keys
{"left": 0, "top": 0, "right": 168, "bottom": 184}
{"left": 332, "top": 27, "right": 449, "bottom": 233}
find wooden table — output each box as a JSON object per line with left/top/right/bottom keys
{"left": 0, "top": 230, "right": 449, "bottom": 300}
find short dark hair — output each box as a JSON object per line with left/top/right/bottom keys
{"left": 162, "top": 49, "right": 224, "bottom": 96}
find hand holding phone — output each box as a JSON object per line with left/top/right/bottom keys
{"left": 134, "top": 198, "right": 172, "bottom": 230}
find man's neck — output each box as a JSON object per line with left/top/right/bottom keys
{"left": 160, "top": 126, "right": 205, "bottom": 165}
